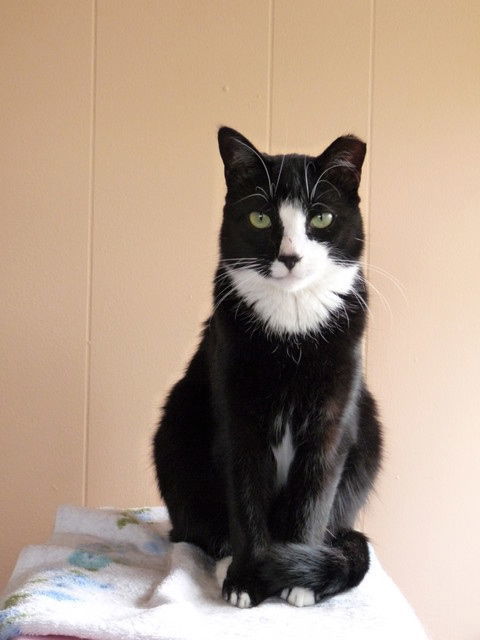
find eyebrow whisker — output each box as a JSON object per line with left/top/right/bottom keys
{"left": 310, "top": 163, "right": 357, "bottom": 200}
{"left": 232, "top": 137, "right": 274, "bottom": 198}
{"left": 232, "top": 192, "right": 268, "bottom": 205}
{"left": 310, "top": 201, "right": 333, "bottom": 210}
{"left": 313, "top": 179, "right": 341, "bottom": 199}
{"left": 274, "top": 154, "right": 286, "bottom": 196}
{"left": 256, "top": 185, "right": 270, "bottom": 200}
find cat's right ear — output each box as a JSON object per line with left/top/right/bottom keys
{"left": 218, "top": 127, "right": 264, "bottom": 189}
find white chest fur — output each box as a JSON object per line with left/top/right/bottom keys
{"left": 228, "top": 262, "right": 358, "bottom": 336}
{"left": 271, "top": 423, "right": 295, "bottom": 488}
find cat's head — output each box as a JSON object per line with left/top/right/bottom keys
{"left": 217, "top": 127, "right": 366, "bottom": 335}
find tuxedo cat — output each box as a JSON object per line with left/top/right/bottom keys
{"left": 153, "top": 127, "right": 382, "bottom": 608}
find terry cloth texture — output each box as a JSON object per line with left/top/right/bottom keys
{"left": 1, "top": 505, "right": 427, "bottom": 640}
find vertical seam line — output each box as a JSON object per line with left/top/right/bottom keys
{"left": 266, "top": 0, "right": 275, "bottom": 152}
{"left": 360, "top": 0, "right": 376, "bottom": 534}
{"left": 83, "top": 0, "right": 97, "bottom": 507}
{"left": 364, "top": 0, "right": 376, "bottom": 373}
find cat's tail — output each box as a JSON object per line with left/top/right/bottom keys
{"left": 260, "top": 530, "right": 370, "bottom": 603}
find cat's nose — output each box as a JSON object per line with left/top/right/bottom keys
{"left": 278, "top": 254, "right": 301, "bottom": 271}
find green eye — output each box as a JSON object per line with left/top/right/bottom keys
{"left": 249, "top": 211, "right": 272, "bottom": 229}
{"left": 310, "top": 212, "right": 334, "bottom": 229}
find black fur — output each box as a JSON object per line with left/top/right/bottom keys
{"left": 153, "top": 127, "right": 382, "bottom": 607}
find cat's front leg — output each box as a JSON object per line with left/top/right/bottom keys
{"left": 278, "top": 437, "right": 348, "bottom": 607}
{"left": 221, "top": 425, "right": 273, "bottom": 608}
{"left": 284, "top": 443, "right": 347, "bottom": 545}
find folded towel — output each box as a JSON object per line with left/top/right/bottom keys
{"left": 1, "top": 505, "right": 427, "bottom": 640}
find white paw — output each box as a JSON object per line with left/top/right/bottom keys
{"left": 237, "top": 591, "right": 252, "bottom": 608}
{"left": 226, "top": 590, "right": 251, "bottom": 608}
{"left": 281, "top": 586, "right": 316, "bottom": 607}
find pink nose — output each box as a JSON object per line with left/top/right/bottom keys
{"left": 278, "top": 254, "right": 301, "bottom": 271}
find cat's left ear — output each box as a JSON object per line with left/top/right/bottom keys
{"left": 317, "top": 135, "right": 366, "bottom": 192}
{"left": 218, "top": 126, "right": 267, "bottom": 190}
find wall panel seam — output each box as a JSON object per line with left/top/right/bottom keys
{"left": 267, "top": 0, "right": 275, "bottom": 152}
{"left": 83, "top": 0, "right": 98, "bottom": 507}
{"left": 364, "top": 0, "right": 376, "bottom": 373}
{"left": 359, "top": 0, "right": 376, "bottom": 535}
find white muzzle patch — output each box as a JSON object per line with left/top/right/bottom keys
{"left": 228, "top": 200, "right": 359, "bottom": 336}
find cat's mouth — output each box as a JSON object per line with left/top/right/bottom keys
{"left": 271, "top": 272, "right": 302, "bottom": 282}
{"left": 269, "top": 270, "right": 318, "bottom": 292}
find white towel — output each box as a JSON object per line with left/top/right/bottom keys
{"left": 1, "top": 505, "right": 427, "bottom": 640}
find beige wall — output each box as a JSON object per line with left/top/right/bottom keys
{"left": 1, "top": 1, "right": 479, "bottom": 638}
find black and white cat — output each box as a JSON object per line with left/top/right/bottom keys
{"left": 153, "top": 127, "right": 382, "bottom": 608}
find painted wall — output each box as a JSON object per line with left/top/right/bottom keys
{"left": 1, "top": 2, "right": 479, "bottom": 638}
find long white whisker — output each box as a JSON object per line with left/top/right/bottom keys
{"left": 333, "top": 256, "right": 405, "bottom": 291}
{"left": 313, "top": 179, "right": 341, "bottom": 198}
{"left": 233, "top": 137, "right": 274, "bottom": 198}
{"left": 337, "top": 297, "right": 351, "bottom": 330}
{"left": 212, "top": 287, "right": 236, "bottom": 314}
{"left": 310, "top": 163, "right": 358, "bottom": 200}
{"left": 363, "top": 267, "right": 408, "bottom": 302}
{"left": 219, "top": 258, "right": 264, "bottom": 264}
{"left": 304, "top": 156, "right": 310, "bottom": 199}
{"left": 256, "top": 185, "right": 269, "bottom": 200}
{"left": 232, "top": 192, "right": 268, "bottom": 205}
{"left": 310, "top": 201, "right": 334, "bottom": 211}
{"left": 212, "top": 270, "right": 261, "bottom": 314}
{"left": 214, "top": 263, "right": 262, "bottom": 283}
{"left": 274, "top": 154, "right": 286, "bottom": 195}
{"left": 350, "top": 289, "right": 372, "bottom": 318}
{"left": 213, "top": 272, "right": 235, "bottom": 285}
{"left": 362, "top": 277, "right": 393, "bottom": 323}
{"left": 335, "top": 258, "right": 408, "bottom": 302}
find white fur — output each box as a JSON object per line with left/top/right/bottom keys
{"left": 236, "top": 591, "right": 252, "bottom": 608}
{"left": 228, "top": 200, "right": 358, "bottom": 336}
{"left": 215, "top": 556, "right": 232, "bottom": 587}
{"left": 271, "top": 422, "right": 295, "bottom": 488}
{"left": 281, "top": 587, "right": 316, "bottom": 607}
{"left": 227, "top": 590, "right": 252, "bottom": 608}
{"left": 278, "top": 201, "right": 311, "bottom": 259}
